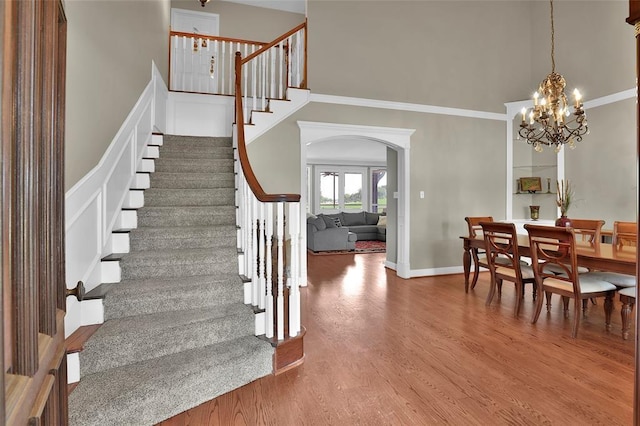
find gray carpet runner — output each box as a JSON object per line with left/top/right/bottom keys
{"left": 68, "top": 135, "right": 273, "bottom": 426}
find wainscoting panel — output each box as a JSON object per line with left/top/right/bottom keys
{"left": 65, "top": 62, "right": 168, "bottom": 340}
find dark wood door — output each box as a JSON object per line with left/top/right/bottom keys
{"left": 1, "top": 0, "right": 68, "bottom": 424}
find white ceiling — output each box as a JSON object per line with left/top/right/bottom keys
{"left": 222, "top": 0, "right": 305, "bottom": 15}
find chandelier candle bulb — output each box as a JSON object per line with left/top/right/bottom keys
{"left": 521, "top": 108, "right": 526, "bottom": 123}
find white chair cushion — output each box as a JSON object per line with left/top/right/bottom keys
{"left": 495, "top": 265, "right": 535, "bottom": 280}
{"left": 543, "top": 273, "right": 617, "bottom": 294}
{"left": 587, "top": 271, "right": 636, "bottom": 288}
{"left": 544, "top": 263, "right": 589, "bottom": 275}
{"left": 619, "top": 287, "right": 636, "bottom": 298}
{"left": 479, "top": 255, "right": 529, "bottom": 267}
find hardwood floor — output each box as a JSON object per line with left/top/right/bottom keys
{"left": 159, "top": 253, "right": 634, "bottom": 425}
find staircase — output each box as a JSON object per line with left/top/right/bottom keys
{"left": 68, "top": 135, "right": 273, "bottom": 425}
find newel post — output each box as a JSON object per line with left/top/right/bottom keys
{"left": 626, "top": 1, "right": 640, "bottom": 424}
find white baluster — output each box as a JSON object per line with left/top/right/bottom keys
{"left": 295, "top": 30, "right": 302, "bottom": 87}
{"left": 251, "top": 46, "right": 257, "bottom": 119}
{"left": 278, "top": 42, "right": 283, "bottom": 99}
{"left": 181, "top": 36, "right": 187, "bottom": 91}
{"left": 288, "top": 202, "right": 301, "bottom": 336}
{"left": 251, "top": 196, "right": 259, "bottom": 306}
{"left": 265, "top": 204, "right": 274, "bottom": 338}
{"left": 243, "top": 44, "right": 249, "bottom": 120}
{"left": 276, "top": 203, "right": 285, "bottom": 340}
{"left": 261, "top": 51, "right": 267, "bottom": 111}
{"left": 258, "top": 203, "right": 266, "bottom": 310}
{"left": 243, "top": 179, "right": 251, "bottom": 279}
{"left": 221, "top": 41, "right": 226, "bottom": 95}
{"left": 270, "top": 46, "right": 276, "bottom": 100}
{"left": 287, "top": 36, "right": 293, "bottom": 89}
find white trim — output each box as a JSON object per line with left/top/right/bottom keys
{"left": 584, "top": 88, "right": 636, "bottom": 109}
{"left": 410, "top": 266, "right": 464, "bottom": 278}
{"left": 310, "top": 93, "right": 507, "bottom": 122}
{"left": 298, "top": 121, "right": 414, "bottom": 280}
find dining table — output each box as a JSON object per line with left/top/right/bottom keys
{"left": 461, "top": 234, "right": 637, "bottom": 293}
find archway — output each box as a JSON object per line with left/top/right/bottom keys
{"left": 297, "top": 121, "right": 414, "bottom": 281}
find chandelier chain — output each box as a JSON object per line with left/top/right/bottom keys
{"left": 550, "top": 0, "right": 555, "bottom": 73}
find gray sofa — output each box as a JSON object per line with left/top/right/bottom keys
{"left": 307, "top": 211, "right": 386, "bottom": 252}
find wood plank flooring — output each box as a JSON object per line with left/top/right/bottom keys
{"left": 159, "top": 253, "right": 635, "bottom": 425}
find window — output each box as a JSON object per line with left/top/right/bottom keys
{"left": 312, "top": 167, "right": 381, "bottom": 213}
{"left": 344, "top": 172, "right": 363, "bottom": 210}
{"left": 319, "top": 172, "right": 339, "bottom": 210}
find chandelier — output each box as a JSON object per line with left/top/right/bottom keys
{"left": 518, "top": 0, "right": 588, "bottom": 153}
{"left": 199, "top": 0, "right": 209, "bottom": 6}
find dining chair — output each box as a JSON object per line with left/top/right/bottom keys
{"left": 544, "top": 218, "right": 604, "bottom": 276}
{"left": 570, "top": 219, "right": 605, "bottom": 244}
{"left": 465, "top": 216, "right": 495, "bottom": 290}
{"left": 589, "top": 221, "right": 637, "bottom": 290}
{"left": 465, "top": 216, "right": 522, "bottom": 291}
{"left": 613, "top": 221, "right": 637, "bottom": 248}
{"left": 619, "top": 287, "right": 636, "bottom": 340}
{"left": 481, "top": 222, "right": 536, "bottom": 317}
{"left": 525, "top": 224, "right": 617, "bottom": 338}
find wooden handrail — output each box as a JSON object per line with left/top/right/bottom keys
{"left": 242, "top": 20, "right": 306, "bottom": 67}
{"left": 169, "top": 31, "right": 267, "bottom": 47}
{"left": 234, "top": 53, "right": 301, "bottom": 203}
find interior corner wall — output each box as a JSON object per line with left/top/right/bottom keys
{"left": 170, "top": 0, "right": 305, "bottom": 41}
{"left": 565, "top": 98, "right": 637, "bottom": 226}
{"left": 64, "top": 0, "right": 170, "bottom": 191}
{"left": 386, "top": 147, "right": 398, "bottom": 265}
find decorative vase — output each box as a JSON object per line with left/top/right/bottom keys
{"left": 555, "top": 215, "right": 571, "bottom": 227}
{"left": 529, "top": 205, "right": 540, "bottom": 221}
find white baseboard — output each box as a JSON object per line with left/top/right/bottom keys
{"left": 410, "top": 266, "right": 464, "bottom": 278}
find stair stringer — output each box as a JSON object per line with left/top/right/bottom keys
{"left": 244, "top": 87, "right": 310, "bottom": 144}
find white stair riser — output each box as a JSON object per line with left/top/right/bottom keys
{"left": 144, "top": 146, "right": 160, "bottom": 158}
{"left": 131, "top": 173, "right": 150, "bottom": 189}
{"left": 101, "top": 261, "right": 121, "bottom": 283}
{"left": 122, "top": 191, "right": 144, "bottom": 209}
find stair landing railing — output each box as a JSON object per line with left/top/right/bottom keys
{"left": 169, "top": 22, "right": 307, "bottom": 127}
{"left": 234, "top": 22, "right": 307, "bottom": 344}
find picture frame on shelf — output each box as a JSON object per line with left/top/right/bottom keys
{"left": 519, "top": 177, "right": 542, "bottom": 193}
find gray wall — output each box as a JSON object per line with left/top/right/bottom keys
{"left": 170, "top": 0, "right": 305, "bottom": 41}
{"left": 248, "top": 0, "right": 637, "bottom": 271}
{"left": 65, "top": 0, "right": 170, "bottom": 190}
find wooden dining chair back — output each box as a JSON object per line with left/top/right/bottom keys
{"left": 465, "top": 216, "right": 494, "bottom": 290}
{"left": 481, "top": 222, "right": 535, "bottom": 317}
{"left": 570, "top": 219, "right": 605, "bottom": 244}
{"left": 613, "top": 221, "right": 637, "bottom": 248}
{"left": 524, "top": 224, "right": 616, "bottom": 338}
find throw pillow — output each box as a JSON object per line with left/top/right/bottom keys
{"left": 377, "top": 215, "right": 387, "bottom": 227}
{"left": 365, "top": 212, "right": 380, "bottom": 225}
{"left": 312, "top": 216, "right": 327, "bottom": 230}
{"left": 342, "top": 211, "right": 366, "bottom": 226}
{"left": 321, "top": 215, "right": 337, "bottom": 228}
{"left": 333, "top": 217, "right": 343, "bottom": 227}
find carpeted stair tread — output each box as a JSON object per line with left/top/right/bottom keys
{"left": 150, "top": 172, "right": 234, "bottom": 189}
{"left": 159, "top": 145, "right": 234, "bottom": 160}
{"left": 129, "top": 225, "right": 237, "bottom": 251}
{"left": 68, "top": 134, "right": 271, "bottom": 424}
{"left": 143, "top": 187, "right": 235, "bottom": 207}
{"left": 68, "top": 336, "right": 273, "bottom": 426}
{"left": 154, "top": 157, "right": 234, "bottom": 173}
{"left": 103, "top": 274, "right": 243, "bottom": 319}
{"left": 136, "top": 205, "right": 236, "bottom": 227}
{"left": 162, "top": 135, "right": 232, "bottom": 148}
{"left": 119, "top": 248, "right": 238, "bottom": 280}
{"left": 80, "top": 303, "right": 254, "bottom": 376}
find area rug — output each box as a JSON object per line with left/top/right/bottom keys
{"left": 308, "top": 240, "right": 386, "bottom": 256}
